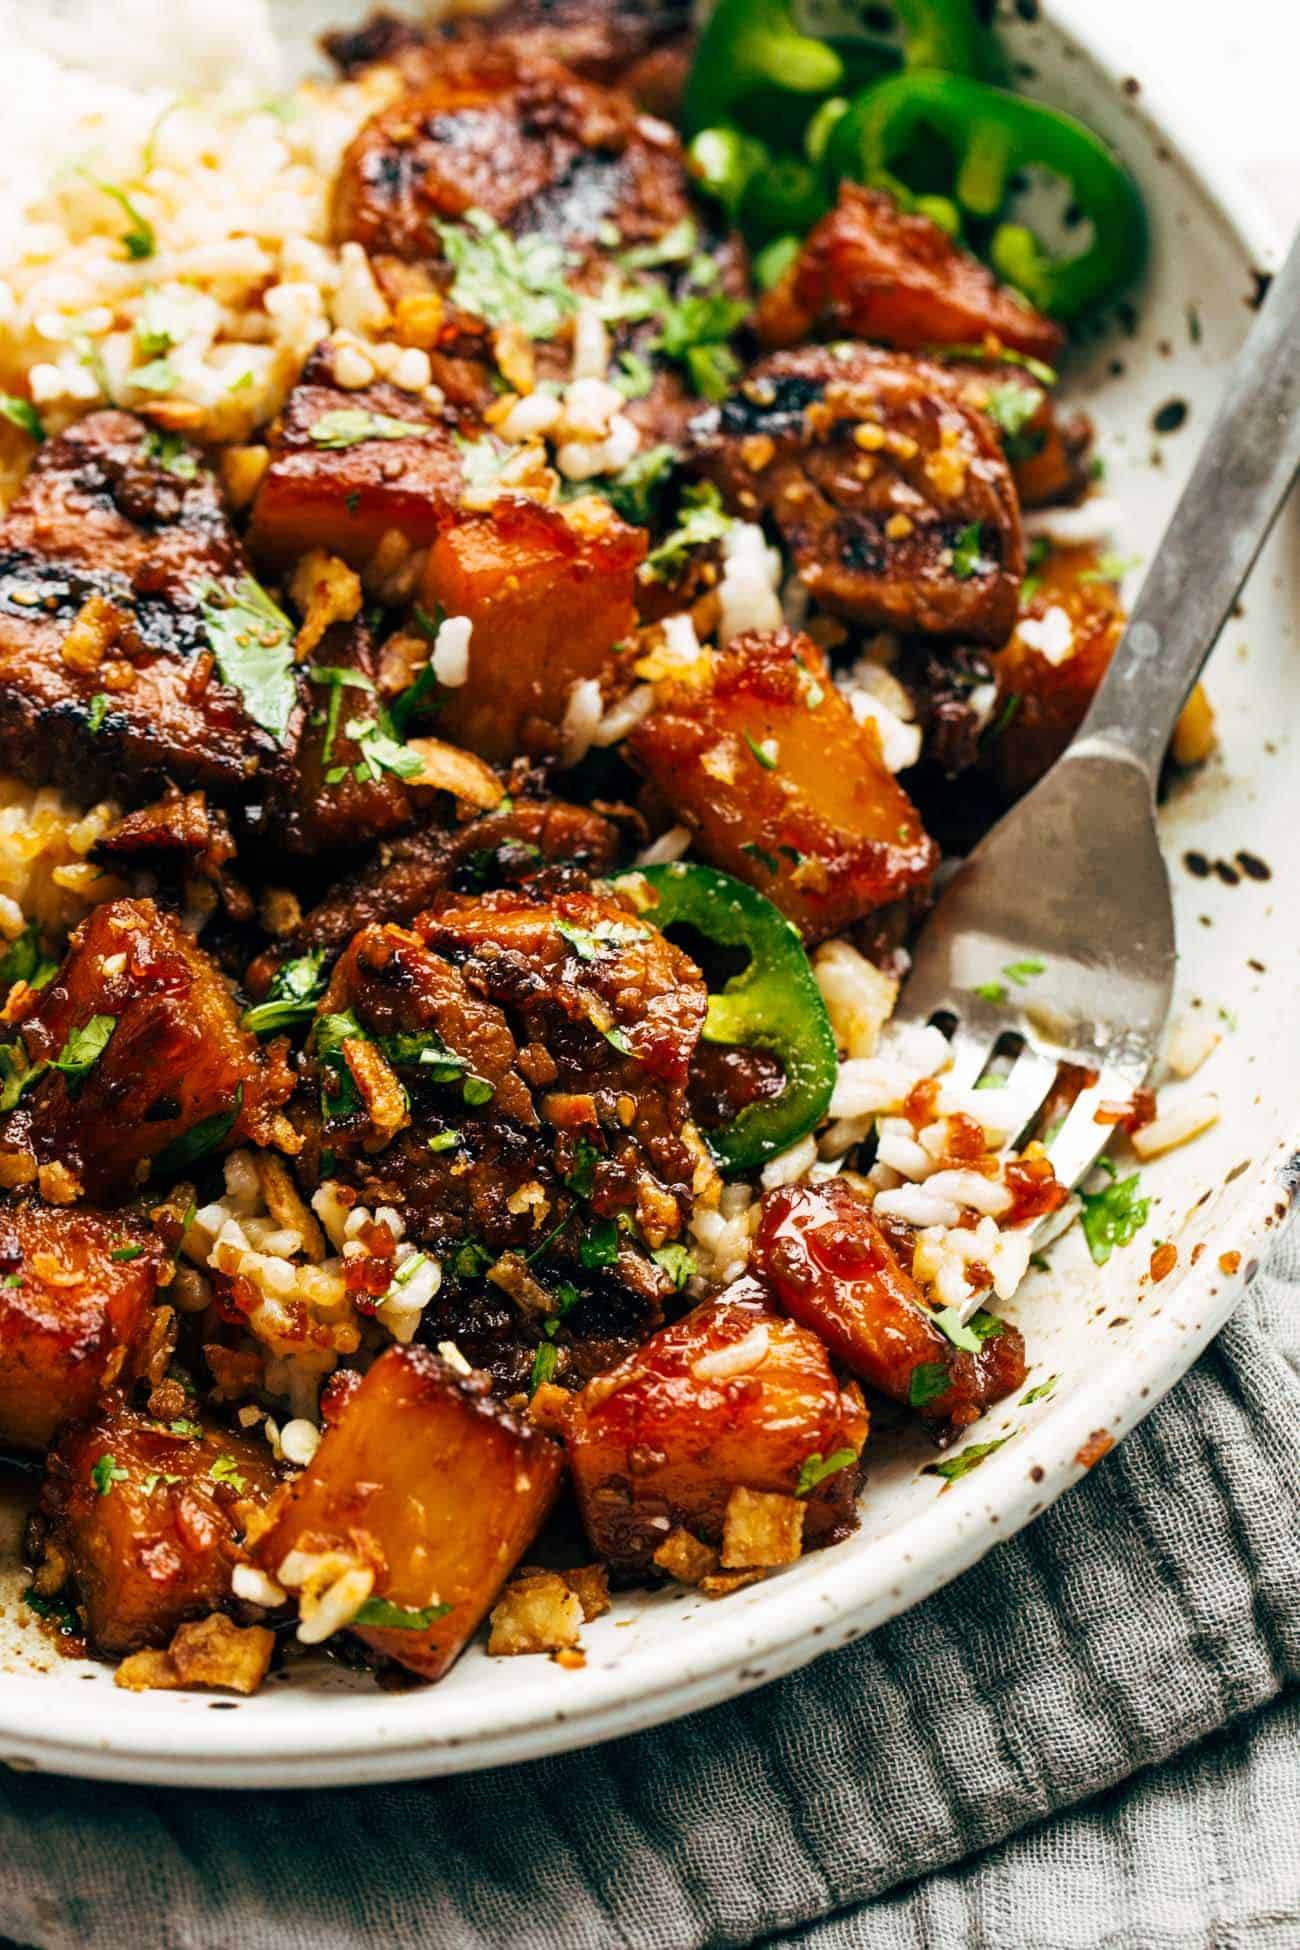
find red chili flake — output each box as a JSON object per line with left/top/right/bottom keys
{"left": 1149, "top": 1241, "right": 1177, "bottom": 1282}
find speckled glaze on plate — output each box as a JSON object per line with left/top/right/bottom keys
{"left": 0, "top": 0, "right": 1294, "bottom": 1788}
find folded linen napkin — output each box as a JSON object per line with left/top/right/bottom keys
{"left": 2, "top": 1223, "right": 1296, "bottom": 1950}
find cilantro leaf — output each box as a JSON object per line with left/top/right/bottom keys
{"left": 352, "top": 1595, "right": 452, "bottom": 1630}
{"left": 0, "top": 395, "right": 43, "bottom": 442}
{"left": 209, "top": 1454, "right": 248, "bottom": 1493}
{"left": 908, "top": 1361, "right": 952, "bottom": 1407}
{"left": 602, "top": 444, "right": 677, "bottom": 527}
{"left": 198, "top": 576, "right": 297, "bottom": 740}
{"left": 923, "top": 1433, "right": 1015, "bottom": 1482}
{"left": 795, "top": 1447, "right": 858, "bottom": 1496}
{"left": 142, "top": 428, "right": 198, "bottom": 479}
{"left": 53, "top": 1015, "right": 116, "bottom": 1090}
{"left": 641, "top": 481, "right": 733, "bottom": 581}
{"left": 434, "top": 209, "right": 575, "bottom": 340}
{"left": 529, "top": 1339, "right": 559, "bottom": 1394}
{"left": 92, "top": 179, "right": 155, "bottom": 260}
{"left": 241, "top": 949, "right": 330, "bottom": 1038}
{"left": 1080, "top": 1168, "right": 1150, "bottom": 1266}
{"left": 0, "top": 924, "right": 57, "bottom": 992}
{"left": 650, "top": 1242, "right": 695, "bottom": 1290}
{"left": 951, "top": 521, "right": 986, "bottom": 581}
{"left": 90, "top": 1453, "right": 129, "bottom": 1496}
{"left": 983, "top": 380, "right": 1042, "bottom": 445}
{"left": 579, "top": 1217, "right": 620, "bottom": 1268}
{"left": 1021, "top": 1374, "right": 1059, "bottom": 1404}
{"left": 308, "top": 408, "right": 429, "bottom": 450}
{"left": 152, "top": 1086, "right": 242, "bottom": 1177}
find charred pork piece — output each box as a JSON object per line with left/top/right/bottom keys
{"left": 0, "top": 898, "right": 289, "bottom": 1204}
{"left": 245, "top": 344, "right": 469, "bottom": 573}
{"left": 0, "top": 1201, "right": 163, "bottom": 1451}
{"left": 758, "top": 184, "right": 1065, "bottom": 367}
{"left": 32, "top": 1404, "right": 279, "bottom": 1655}
{"left": 334, "top": 44, "right": 694, "bottom": 271}
{"left": 422, "top": 496, "right": 645, "bottom": 764}
{"left": 300, "top": 889, "right": 706, "bottom": 1355}
{"left": 0, "top": 411, "right": 292, "bottom": 807}
{"left": 286, "top": 794, "right": 619, "bottom": 955}
{"left": 755, "top": 1180, "right": 1027, "bottom": 1436}
{"left": 567, "top": 1279, "right": 869, "bottom": 1579}
{"left": 253, "top": 1344, "right": 563, "bottom": 1680}
{"left": 325, "top": 0, "right": 694, "bottom": 117}
{"left": 988, "top": 542, "right": 1125, "bottom": 801}
{"left": 696, "top": 345, "right": 1024, "bottom": 643}
{"left": 89, "top": 789, "right": 249, "bottom": 922}
{"left": 629, "top": 627, "right": 936, "bottom": 942}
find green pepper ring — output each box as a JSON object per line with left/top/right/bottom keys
{"left": 612, "top": 862, "right": 838, "bottom": 1177}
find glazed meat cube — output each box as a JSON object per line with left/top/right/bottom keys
{"left": 0, "top": 1202, "right": 162, "bottom": 1451}
{"left": 755, "top": 1181, "right": 1027, "bottom": 1433}
{"left": 423, "top": 496, "right": 645, "bottom": 762}
{"left": 0, "top": 411, "right": 289, "bottom": 806}
{"left": 0, "top": 899, "right": 288, "bottom": 1203}
{"left": 325, "top": 0, "right": 693, "bottom": 116}
{"left": 334, "top": 44, "right": 695, "bottom": 271}
{"left": 285, "top": 793, "right": 619, "bottom": 954}
{"left": 567, "top": 1281, "right": 869, "bottom": 1577}
{"left": 990, "top": 543, "right": 1125, "bottom": 800}
{"left": 245, "top": 346, "right": 467, "bottom": 573}
{"left": 252, "top": 1344, "right": 564, "bottom": 1680}
{"left": 628, "top": 628, "right": 937, "bottom": 941}
{"left": 34, "top": 1406, "right": 279, "bottom": 1654}
{"left": 697, "top": 345, "right": 1024, "bottom": 642}
{"left": 313, "top": 887, "right": 706, "bottom": 1279}
{"left": 757, "top": 184, "right": 1065, "bottom": 366}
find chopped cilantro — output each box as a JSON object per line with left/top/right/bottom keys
{"left": 649, "top": 290, "right": 749, "bottom": 401}
{"left": 2, "top": 1273, "right": 21, "bottom": 1288}
{"left": 1021, "top": 1374, "right": 1059, "bottom": 1404}
{"left": 923, "top": 1433, "right": 1015, "bottom": 1481}
{"left": 642, "top": 480, "right": 733, "bottom": 581}
{"left": 388, "top": 656, "right": 443, "bottom": 739}
{"left": 131, "top": 357, "right": 178, "bottom": 393}
{"left": 308, "top": 408, "right": 428, "bottom": 450}
{"left": 434, "top": 209, "right": 575, "bottom": 340}
{"left": 111, "top": 1242, "right": 145, "bottom": 1263}
{"left": 92, "top": 179, "right": 155, "bottom": 260}
{"left": 0, "top": 1041, "right": 46, "bottom": 1112}
{"left": 556, "top": 917, "right": 645, "bottom": 962}
{"left": 565, "top": 1136, "right": 600, "bottom": 1198}
{"left": 1080, "top": 1167, "right": 1150, "bottom": 1265}
{"left": 529, "top": 1339, "right": 560, "bottom": 1394}
{"left": 462, "top": 1075, "right": 494, "bottom": 1107}
{"left": 928, "top": 342, "right": 1058, "bottom": 388}
{"left": 973, "top": 980, "right": 1007, "bottom": 1004}
{"left": 313, "top": 1009, "right": 367, "bottom": 1121}
{"left": 169, "top": 1418, "right": 202, "bottom": 1439}
{"left": 983, "top": 380, "right": 1042, "bottom": 450}
{"left": 617, "top": 218, "right": 698, "bottom": 272}
{"left": 951, "top": 520, "right": 986, "bottom": 580}
{"left": 241, "top": 949, "right": 329, "bottom": 1038}
{"left": 614, "top": 350, "right": 655, "bottom": 399}
{"left": 22, "top": 1586, "right": 80, "bottom": 1635}
{"left": 684, "top": 341, "right": 742, "bottom": 402}
{"left": 455, "top": 432, "right": 513, "bottom": 496}
{"left": 53, "top": 1014, "right": 116, "bottom": 1089}
{"left": 86, "top": 692, "right": 109, "bottom": 734}
{"left": 753, "top": 234, "right": 801, "bottom": 292}
{"left": 579, "top": 1217, "right": 620, "bottom": 1268}
{"left": 1080, "top": 552, "right": 1142, "bottom": 584}
{"left": 908, "top": 1361, "right": 952, "bottom": 1407}
{"left": 352, "top": 1595, "right": 451, "bottom": 1631}
{"left": 0, "top": 924, "right": 57, "bottom": 992}
{"left": 427, "top": 1129, "right": 460, "bottom": 1153}
{"left": 152, "top": 1086, "right": 242, "bottom": 1177}
{"left": 90, "top": 1453, "right": 129, "bottom": 1496}
{"left": 650, "top": 1242, "right": 695, "bottom": 1290}
{"left": 452, "top": 1240, "right": 493, "bottom": 1280}
{"left": 380, "top": 1028, "right": 467, "bottom": 1085}
{"left": 0, "top": 395, "right": 43, "bottom": 442}
{"left": 198, "top": 576, "right": 297, "bottom": 741}
{"left": 743, "top": 731, "right": 778, "bottom": 771}
{"left": 346, "top": 713, "right": 424, "bottom": 787}
{"left": 602, "top": 1024, "right": 634, "bottom": 1057}
{"left": 1003, "top": 957, "right": 1045, "bottom": 986}
{"left": 932, "top": 1306, "right": 984, "bottom": 1354}
{"left": 602, "top": 444, "right": 677, "bottom": 527}
{"left": 209, "top": 1454, "right": 248, "bottom": 1493}
{"left": 795, "top": 1447, "right": 858, "bottom": 1496}
{"left": 142, "top": 428, "right": 198, "bottom": 479}
{"left": 139, "top": 1471, "right": 183, "bottom": 1496}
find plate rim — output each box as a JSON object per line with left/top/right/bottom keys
{"left": 0, "top": 1, "right": 1293, "bottom": 1788}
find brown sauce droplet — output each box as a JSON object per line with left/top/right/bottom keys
{"left": 1152, "top": 398, "right": 1188, "bottom": 433}
{"left": 1183, "top": 850, "right": 1211, "bottom": 878}
{"left": 1235, "top": 851, "right": 1271, "bottom": 881}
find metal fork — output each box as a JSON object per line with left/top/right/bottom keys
{"left": 895, "top": 227, "right": 1300, "bottom": 1303}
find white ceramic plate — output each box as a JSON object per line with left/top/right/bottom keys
{"left": 0, "top": 1, "right": 1294, "bottom": 1788}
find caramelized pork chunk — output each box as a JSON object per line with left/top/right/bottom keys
{"left": 758, "top": 184, "right": 1065, "bottom": 367}
{"left": 245, "top": 346, "right": 467, "bottom": 573}
{"left": 629, "top": 628, "right": 936, "bottom": 941}
{"left": 422, "top": 496, "right": 645, "bottom": 762}
{"left": 287, "top": 794, "right": 619, "bottom": 954}
{"left": 334, "top": 44, "right": 694, "bottom": 270}
{"left": 34, "top": 1406, "right": 279, "bottom": 1654}
{"left": 0, "top": 1202, "right": 162, "bottom": 1451}
{"left": 755, "top": 1181, "right": 1027, "bottom": 1433}
{"left": 567, "top": 1281, "right": 869, "bottom": 1577}
{"left": 0, "top": 899, "right": 288, "bottom": 1203}
{"left": 252, "top": 1344, "right": 564, "bottom": 1680}
{"left": 697, "top": 346, "right": 1024, "bottom": 642}
{"left": 0, "top": 411, "right": 288, "bottom": 806}
{"left": 990, "top": 543, "right": 1125, "bottom": 800}
{"left": 309, "top": 889, "right": 706, "bottom": 1288}
{"left": 939, "top": 360, "right": 1094, "bottom": 510}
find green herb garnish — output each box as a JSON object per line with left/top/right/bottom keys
{"left": 142, "top": 428, "right": 198, "bottom": 479}
{"left": 53, "top": 1014, "right": 116, "bottom": 1089}
{"left": 308, "top": 408, "right": 428, "bottom": 450}
{"left": 743, "top": 731, "right": 778, "bottom": 772}
{"left": 152, "top": 1086, "right": 242, "bottom": 1177}
{"left": 923, "top": 1433, "right": 1015, "bottom": 1482}
{"left": 0, "top": 924, "right": 57, "bottom": 992}
{"left": 198, "top": 576, "right": 297, "bottom": 740}
{"left": 111, "top": 1242, "right": 145, "bottom": 1264}
{"left": 93, "top": 179, "right": 155, "bottom": 259}
{"left": 0, "top": 395, "right": 43, "bottom": 442}
{"left": 642, "top": 480, "right": 733, "bottom": 581}
{"left": 209, "top": 1454, "right": 247, "bottom": 1493}
{"left": 579, "top": 1217, "right": 619, "bottom": 1268}
{"left": 434, "top": 209, "right": 575, "bottom": 339}
{"left": 241, "top": 949, "right": 329, "bottom": 1037}
{"left": 90, "top": 1453, "right": 129, "bottom": 1496}
{"left": 650, "top": 1242, "right": 695, "bottom": 1290}
{"left": 1079, "top": 1166, "right": 1150, "bottom": 1266}
{"left": 908, "top": 1361, "right": 952, "bottom": 1407}
{"left": 352, "top": 1595, "right": 452, "bottom": 1631}
{"left": 529, "top": 1340, "right": 559, "bottom": 1394}
{"left": 951, "top": 520, "right": 986, "bottom": 581}
{"left": 795, "top": 1448, "right": 857, "bottom": 1496}
{"left": 602, "top": 444, "right": 677, "bottom": 527}
{"left": 1021, "top": 1374, "right": 1059, "bottom": 1404}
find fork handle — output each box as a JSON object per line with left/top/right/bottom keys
{"left": 1072, "top": 224, "right": 1300, "bottom": 779}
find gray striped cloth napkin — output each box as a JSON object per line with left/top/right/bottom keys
{"left": 2, "top": 1221, "right": 1297, "bottom": 1950}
